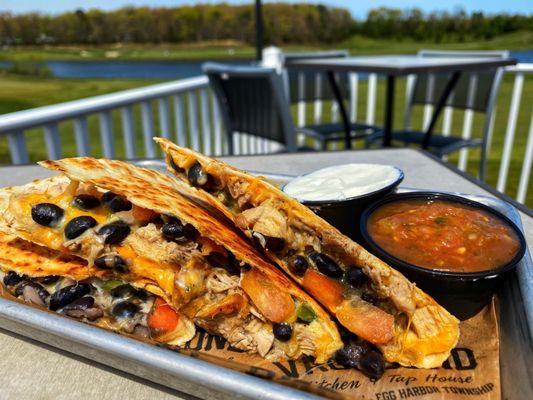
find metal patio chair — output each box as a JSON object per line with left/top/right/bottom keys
{"left": 366, "top": 50, "right": 509, "bottom": 180}
{"left": 284, "top": 50, "right": 379, "bottom": 148}
{"left": 203, "top": 62, "right": 324, "bottom": 154}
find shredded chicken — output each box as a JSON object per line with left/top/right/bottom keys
{"left": 236, "top": 202, "right": 288, "bottom": 239}
{"left": 205, "top": 269, "right": 239, "bottom": 293}
{"left": 124, "top": 223, "right": 199, "bottom": 265}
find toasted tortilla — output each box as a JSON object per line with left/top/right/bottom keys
{"left": 0, "top": 158, "right": 341, "bottom": 363}
{"left": 156, "top": 137, "right": 460, "bottom": 368}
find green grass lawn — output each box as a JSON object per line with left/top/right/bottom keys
{"left": 0, "top": 33, "right": 531, "bottom": 207}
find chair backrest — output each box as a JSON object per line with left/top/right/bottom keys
{"left": 284, "top": 50, "right": 351, "bottom": 103}
{"left": 407, "top": 50, "right": 509, "bottom": 114}
{"left": 203, "top": 62, "right": 297, "bottom": 155}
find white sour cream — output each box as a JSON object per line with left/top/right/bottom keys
{"left": 282, "top": 164, "right": 402, "bottom": 202}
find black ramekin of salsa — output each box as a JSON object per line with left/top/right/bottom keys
{"left": 360, "top": 192, "right": 526, "bottom": 320}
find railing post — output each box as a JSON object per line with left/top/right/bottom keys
{"left": 141, "top": 101, "right": 155, "bottom": 158}
{"left": 6, "top": 131, "right": 29, "bottom": 164}
{"left": 73, "top": 116, "right": 90, "bottom": 156}
{"left": 517, "top": 110, "right": 533, "bottom": 204}
{"left": 44, "top": 123, "right": 62, "bottom": 160}
{"left": 98, "top": 111, "right": 115, "bottom": 158}
{"left": 497, "top": 72, "right": 524, "bottom": 193}
{"left": 120, "top": 106, "right": 136, "bottom": 159}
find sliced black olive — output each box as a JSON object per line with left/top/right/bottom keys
{"left": 94, "top": 255, "right": 128, "bottom": 273}
{"left": 97, "top": 221, "right": 131, "bottom": 244}
{"left": 49, "top": 283, "right": 91, "bottom": 311}
{"left": 102, "top": 192, "right": 132, "bottom": 213}
{"left": 288, "top": 255, "right": 309, "bottom": 276}
{"left": 162, "top": 221, "right": 197, "bottom": 242}
{"left": 64, "top": 216, "right": 97, "bottom": 240}
{"left": 112, "top": 301, "right": 139, "bottom": 318}
{"left": 72, "top": 194, "right": 100, "bottom": 210}
{"left": 359, "top": 349, "right": 385, "bottom": 379}
{"left": 187, "top": 162, "right": 208, "bottom": 187}
{"left": 345, "top": 266, "right": 367, "bottom": 288}
{"left": 31, "top": 203, "right": 64, "bottom": 227}
{"left": 273, "top": 323, "right": 293, "bottom": 342}
{"left": 251, "top": 231, "right": 285, "bottom": 252}
{"left": 310, "top": 252, "right": 343, "bottom": 279}
{"left": 39, "top": 275, "right": 60, "bottom": 285}
{"left": 64, "top": 296, "right": 103, "bottom": 321}
{"left": 361, "top": 292, "right": 378, "bottom": 305}
{"left": 169, "top": 156, "right": 185, "bottom": 174}
{"left": 15, "top": 281, "right": 49, "bottom": 304}
{"left": 3, "top": 271, "right": 25, "bottom": 287}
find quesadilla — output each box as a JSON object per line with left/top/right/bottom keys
{"left": 156, "top": 137, "right": 460, "bottom": 369}
{"left": 0, "top": 157, "right": 342, "bottom": 364}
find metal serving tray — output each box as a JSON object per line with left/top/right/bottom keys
{"left": 0, "top": 162, "right": 531, "bottom": 399}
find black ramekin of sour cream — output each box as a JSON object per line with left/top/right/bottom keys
{"left": 282, "top": 164, "right": 404, "bottom": 241}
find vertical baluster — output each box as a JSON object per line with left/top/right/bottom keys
{"left": 331, "top": 73, "right": 339, "bottom": 124}
{"left": 200, "top": 88, "right": 212, "bottom": 155}
{"left": 233, "top": 133, "right": 241, "bottom": 155}
{"left": 120, "top": 106, "right": 136, "bottom": 159}
{"left": 349, "top": 73, "right": 358, "bottom": 123}
{"left": 440, "top": 92, "right": 455, "bottom": 162}
{"left": 141, "top": 101, "right": 155, "bottom": 158}
{"left": 173, "top": 94, "right": 186, "bottom": 146}
{"left": 366, "top": 73, "right": 377, "bottom": 126}
{"left": 6, "top": 130, "right": 29, "bottom": 164}
{"left": 314, "top": 73, "right": 322, "bottom": 124}
{"left": 497, "top": 72, "right": 524, "bottom": 192}
{"left": 44, "top": 123, "right": 62, "bottom": 159}
{"left": 403, "top": 75, "right": 416, "bottom": 130}
{"left": 458, "top": 74, "right": 478, "bottom": 171}
{"left": 158, "top": 98, "right": 171, "bottom": 139}
{"left": 484, "top": 109, "right": 497, "bottom": 165}
{"left": 73, "top": 116, "right": 90, "bottom": 156}
{"left": 517, "top": 111, "right": 533, "bottom": 204}
{"left": 99, "top": 111, "right": 115, "bottom": 158}
{"left": 422, "top": 74, "right": 435, "bottom": 131}
{"left": 211, "top": 93, "right": 223, "bottom": 155}
{"left": 249, "top": 135, "right": 258, "bottom": 155}
{"left": 297, "top": 72, "right": 305, "bottom": 127}
{"left": 188, "top": 91, "right": 200, "bottom": 151}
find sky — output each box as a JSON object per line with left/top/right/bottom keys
{"left": 1, "top": 0, "right": 531, "bottom": 18}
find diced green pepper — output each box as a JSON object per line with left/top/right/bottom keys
{"left": 434, "top": 217, "right": 446, "bottom": 225}
{"left": 296, "top": 303, "right": 316, "bottom": 323}
{"left": 101, "top": 280, "right": 124, "bottom": 291}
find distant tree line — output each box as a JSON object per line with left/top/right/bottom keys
{"left": 0, "top": 3, "right": 531, "bottom": 46}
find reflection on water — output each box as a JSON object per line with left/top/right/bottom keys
{"left": 0, "top": 50, "right": 531, "bottom": 79}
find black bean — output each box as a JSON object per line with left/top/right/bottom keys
{"left": 335, "top": 342, "right": 365, "bottom": 369}
{"left": 288, "top": 255, "right": 309, "bottom": 276}
{"left": 15, "top": 281, "right": 49, "bottom": 302}
{"left": 310, "top": 252, "right": 343, "bottom": 279}
{"left": 64, "top": 216, "right": 97, "bottom": 240}
{"left": 112, "top": 301, "right": 139, "bottom": 318}
{"left": 31, "top": 203, "right": 64, "bottom": 227}
{"left": 110, "top": 284, "right": 136, "bottom": 298}
{"left": 345, "top": 266, "right": 367, "bottom": 288}
{"left": 49, "top": 283, "right": 91, "bottom": 311}
{"left": 64, "top": 297, "right": 103, "bottom": 320}
{"left": 39, "top": 275, "right": 60, "bottom": 285}
{"left": 169, "top": 156, "right": 185, "bottom": 174}
{"left": 361, "top": 292, "right": 378, "bottom": 305}
{"left": 3, "top": 271, "right": 25, "bottom": 287}
{"left": 72, "top": 194, "right": 100, "bottom": 210}
{"left": 162, "top": 221, "right": 197, "bottom": 242}
{"left": 359, "top": 350, "right": 385, "bottom": 380}
{"left": 97, "top": 221, "right": 131, "bottom": 244}
{"left": 102, "top": 191, "right": 132, "bottom": 213}
{"left": 187, "top": 162, "right": 208, "bottom": 187}
{"left": 251, "top": 231, "right": 285, "bottom": 252}
{"left": 94, "top": 255, "right": 128, "bottom": 273}
{"left": 273, "top": 323, "right": 293, "bottom": 342}
{"left": 212, "top": 252, "right": 242, "bottom": 276}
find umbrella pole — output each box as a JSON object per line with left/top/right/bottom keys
{"left": 255, "top": 0, "right": 263, "bottom": 62}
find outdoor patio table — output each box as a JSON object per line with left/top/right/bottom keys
{"left": 287, "top": 55, "right": 516, "bottom": 149}
{"left": 0, "top": 149, "right": 530, "bottom": 400}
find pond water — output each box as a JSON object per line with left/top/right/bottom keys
{"left": 1, "top": 50, "right": 532, "bottom": 79}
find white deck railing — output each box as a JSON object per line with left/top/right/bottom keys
{"left": 0, "top": 60, "right": 531, "bottom": 207}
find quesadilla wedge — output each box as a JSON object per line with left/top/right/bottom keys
{"left": 156, "top": 137, "right": 460, "bottom": 369}
{"left": 0, "top": 157, "right": 342, "bottom": 364}
{"left": 0, "top": 231, "right": 195, "bottom": 345}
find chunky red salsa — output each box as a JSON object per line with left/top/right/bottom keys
{"left": 367, "top": 199, "right": 520, "bottom": 272}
